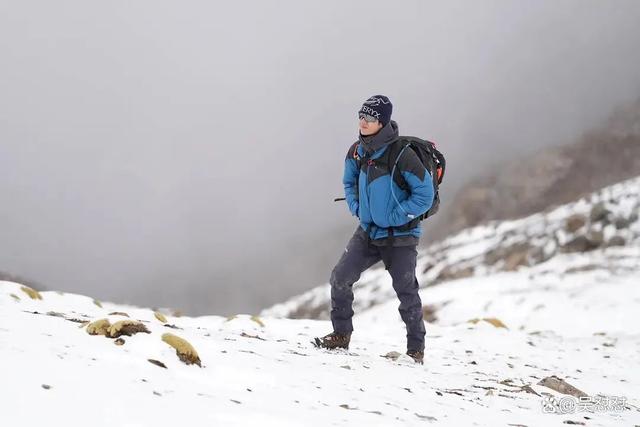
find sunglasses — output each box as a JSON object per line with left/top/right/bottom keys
{"left": 358, "top": 113, "right": 378, "bottom": 123}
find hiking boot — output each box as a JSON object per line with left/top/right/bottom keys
{"left": 314, "top": 331, "right": 351, "bottom": 350}
{"left": 406, "top": 349, "right": 424, "bottom": 364}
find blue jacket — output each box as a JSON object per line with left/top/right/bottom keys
{"left": 343, "top": 121, "right": 435, "bottom": 241}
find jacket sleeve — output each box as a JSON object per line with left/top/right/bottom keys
{"left": 343, "top": 147, "right": 359, "bottom": 217}
{"left": 388, "top": 147, "right": 434, "bottom": 227}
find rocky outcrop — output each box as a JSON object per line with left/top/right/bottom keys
{"left": 445, "top": 97, "right": 640, "bottom": 237}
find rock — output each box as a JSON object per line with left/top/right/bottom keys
{"left": 108, "top": 312, "right": 130, "bottom": 317}
{"left": 529, "top": 245, "right": 552, "bottom": 264}
{"left": 422, "top": 304, "right": 439, "bottom": 323}
{"left": 503, "top": 250, "right": 529, "bottom": 271}
{"left": 484, "top": 247, "right": 505, "bottom": 266}
{"left": 614, "top": 216, "right": 633, "bottom": 230}
{"left": 240, "top": 332, "right": 266, "bottom": 340}
{"left": 381, "top": 351, "right": 402, "bottom": 361}
{"left": 484, "top": 242, "right": 534, "bottom": 271}
{"left": 587, "top": 230, "right": 604, "bottom": 246}
{"left": 163, "top": 324, "right": 182, "bottom": 330}
{"left": 565, "top": 263, "right": 600, "bottom": 274}
{"left": 560, "top": 231, "right": 604, "bottom": 253}
{"left": 520, "top": 384, "right": 540, "bottom": 396}
{"left": 420, "top": 260, "right": 436, "bottom": 275}
{"left": 537, "top": 376, "right": 588, "bottom": 398}
{"left": 46, "top": 311, "right": 66, "bottom": 318}
{"left": 589, "top": 202, "right": 611, "bottom": 223}
{"left": 565, "top": 214, "right": 587, "bottom": 233}
{"left": 434, "top": 265, "right": 474, "bottom": 283}
{"left": 415, "top": 413, "right": 438, "bottom": 421}
{"left": 147, "top": 359, "right": 168, "bottom": 369}
{"left": 606, "top": 235, "right": 626, "bottom": 247}
{"left": 561, "top": 236, "right": 589, "bottom": 252}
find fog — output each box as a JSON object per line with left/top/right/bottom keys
{"left": 1, "top": 0, "right": 640, "bottom": 315}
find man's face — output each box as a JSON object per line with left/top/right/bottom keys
{"left": 359, "top": 113, "right": 383, "bottom": 136}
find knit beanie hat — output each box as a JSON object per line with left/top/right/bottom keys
{"left": 359, "top": 95, "right": 393, "bottom": 126}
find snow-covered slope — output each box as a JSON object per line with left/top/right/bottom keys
{"left": 263, "top": 176, "right": 640, "bottom": 320}
{"left": 2, "top": 177, "right": 640, "bottom": 426}
{"left": 2, "top": 264, "right": 640, "bottom": 426}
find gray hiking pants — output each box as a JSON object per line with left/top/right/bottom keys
{"left": 330, "top": 227, "right": 426, "bottom": 351}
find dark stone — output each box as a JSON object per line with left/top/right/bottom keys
{"left": 614, "top": 216, "right": 631, "bottom": 229}
{"left": 148, "top": 359, "right": 168, "bottom": 369}
{"left": 587, "top": 230, "right": 604, "bottom": 246}
{"left": 434, "top": 265, "right": 474, "bottom": 283}
{"left": 589, "top": 202, "right": 611, "bottom": 224}
{"left": 484, "top": 242, "right": 532, "bottom": 267}
{"left": 529, "top": 245, "right": 553, "bottom": 264}
{"left": 503, "top": 250, "right": 530, "bottom": 271}
{"left": 422, "top": 304, "right": 439, "bottom": 323}
{"left": 561, "top": 232, "right": 603, "bottom": 253}
{"left": 565, "top": 214, "right": 587, "bottom": 233}
{"left": 561, "top": 236, "right": 590, "bottom": 252}
{"left": 606, "top": 235, "right": 626, "bottom": 247}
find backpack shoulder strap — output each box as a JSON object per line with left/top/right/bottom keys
{"left": 347, "top": 141, "right": 362, "bottom": 170}
{"left": 385, "top": 137, "right": 416, "bottom": 191}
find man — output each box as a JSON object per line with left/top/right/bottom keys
{"left": 315, "top": 95, "right": 434, "bottom": 364}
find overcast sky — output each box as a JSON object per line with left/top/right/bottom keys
{"left": 1, "top": 0, "right": 640, "bottom": 315}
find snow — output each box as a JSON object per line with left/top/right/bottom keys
{"left": 2, "top": 176, "right": 640, "bottom": 426}
{"left": 2, "top": 266, "right": 639, "bottom": 426}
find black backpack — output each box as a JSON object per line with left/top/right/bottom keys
{"left": 342, "top": 136, "right": 446, "bottom": 231}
